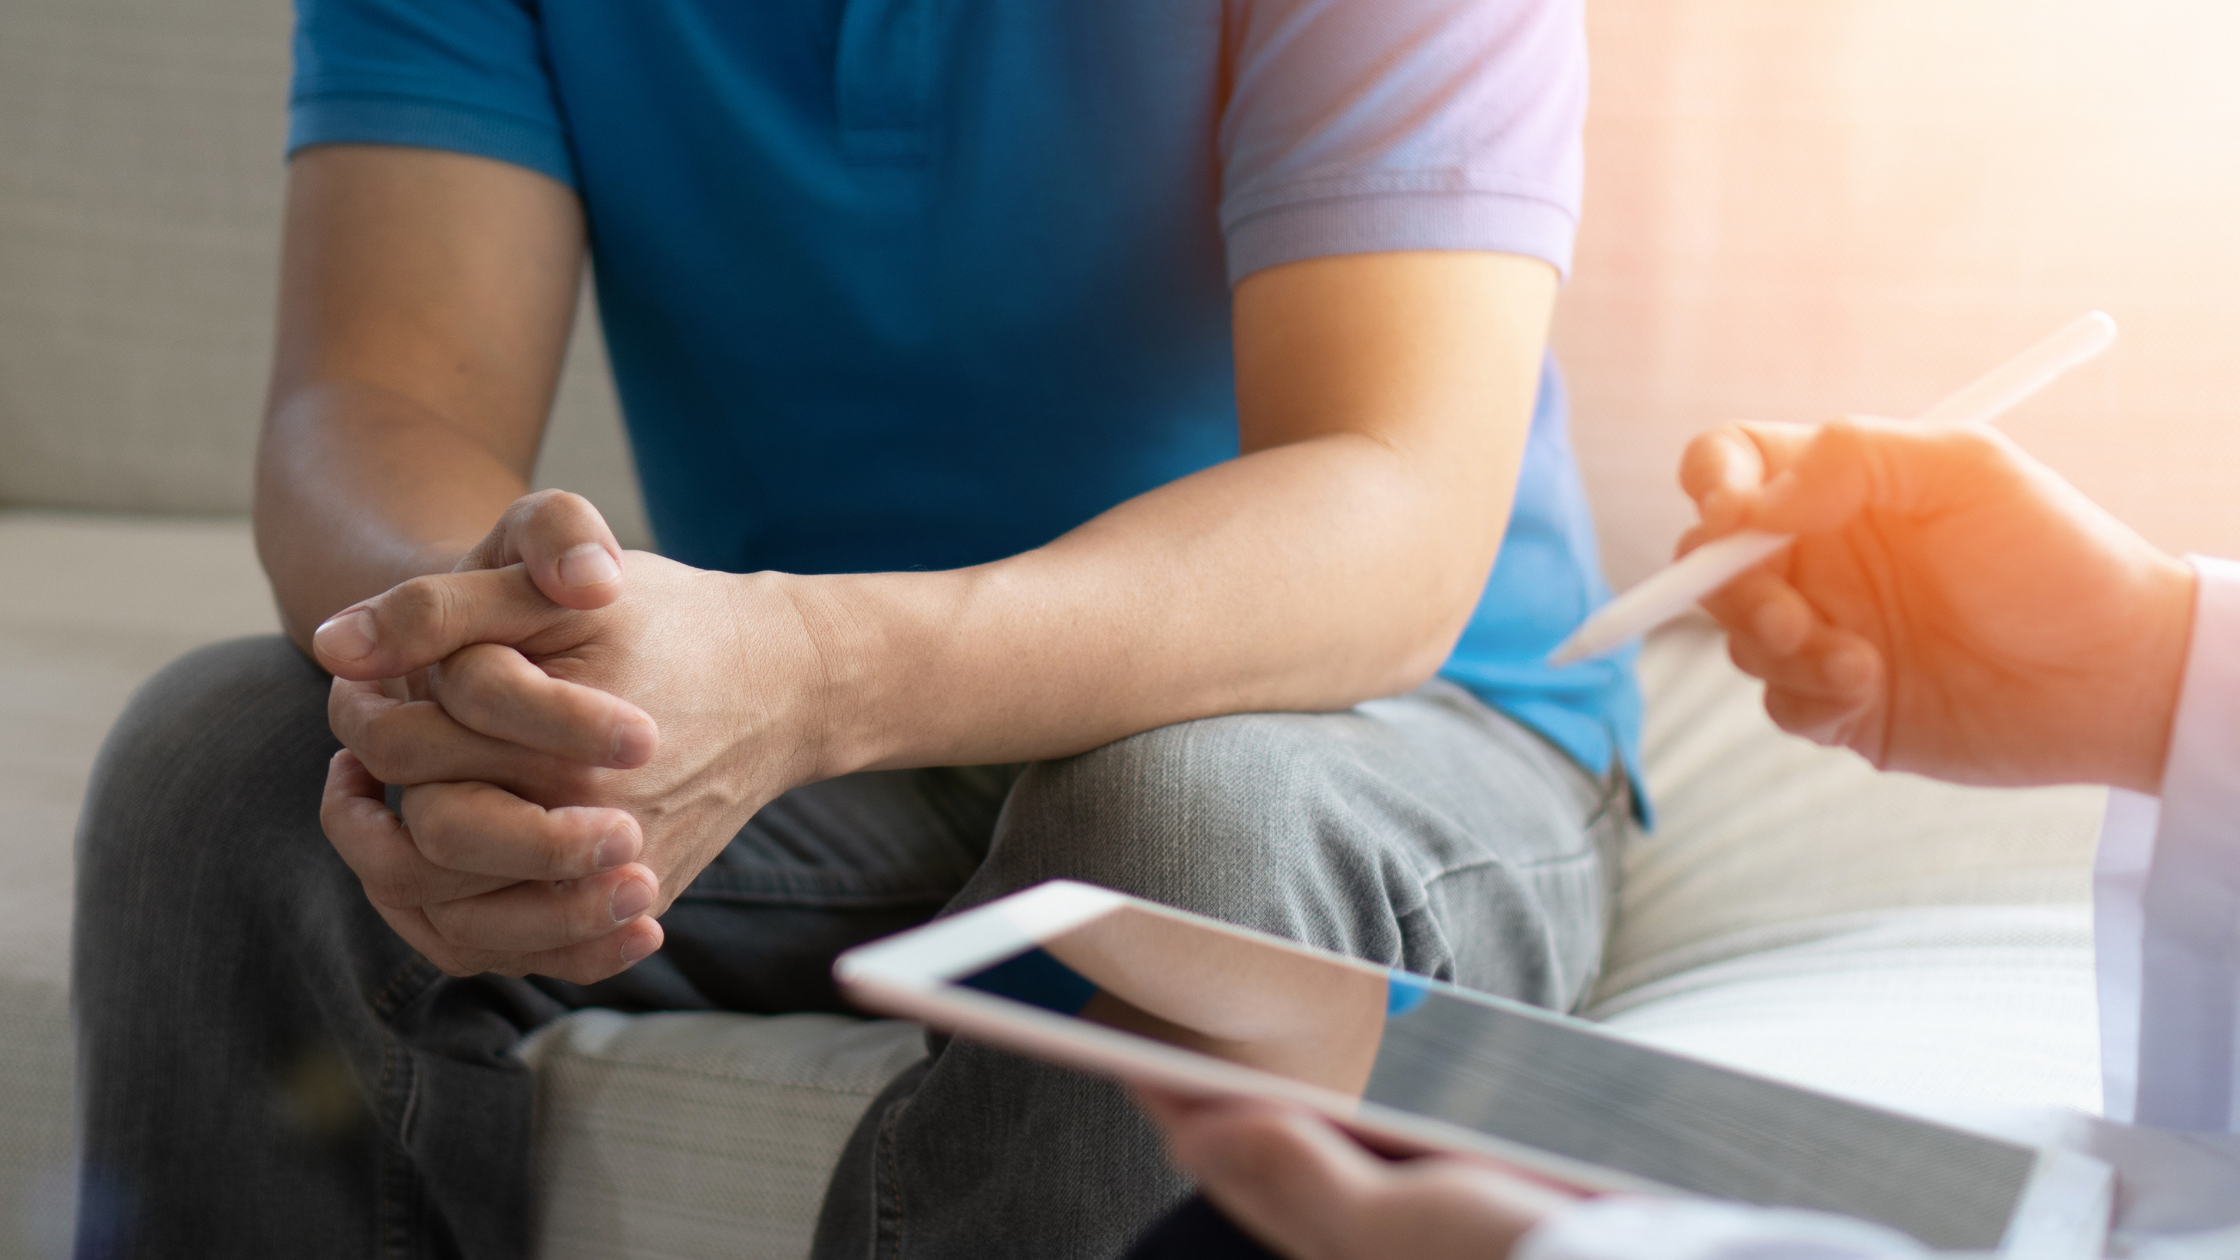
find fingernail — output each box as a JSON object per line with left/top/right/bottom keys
{"left": 591, "top": 824, "right": 636, "bottom": 871}
{"left": 609, "top": 879, "right": 654, "bottom": 923}
{"left": 609, "top": 716, "right": 658, "bottom": 768}
{"left": 559, "top": 544, "right": 621, "bottom": 590}
{"left": 619, "top": 931, "right": 659, "bottom": 966}
{"left": 313, "top": 609, "right": 377, "bottom": 662}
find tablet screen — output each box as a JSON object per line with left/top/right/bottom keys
{"left": 956, "top": 901, "right": 2037, "bottom": 1252}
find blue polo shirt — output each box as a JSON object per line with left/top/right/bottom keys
{"left": 288, "top": 0, "right": 1643, "bottom": 798}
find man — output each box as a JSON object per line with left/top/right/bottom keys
{"left": 1140, "top": 416, "right": 2240, "bottom": 1258}
{"left": 71, "top": 1, "right": 1641, "bottom": 1256}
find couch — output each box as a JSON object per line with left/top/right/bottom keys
{"left": 15, "top": 0, "right": 2240, "bottom": 1255}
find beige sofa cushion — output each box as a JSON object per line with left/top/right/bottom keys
{"left": 1591, "top": 615, "right": 2103, "bottom": 1118}
{"left": 521, "top": 1012, "right": 926, "bottom": 1260}
{"left": 0, "top": 511, "right": 279, "bottom": 1253}
{"left": 1600, "top": 616, "right": 2101, "bottom": 1000}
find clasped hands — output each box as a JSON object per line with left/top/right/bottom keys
{"left": 313, "top": 491, "right": 829, "bottom": 984}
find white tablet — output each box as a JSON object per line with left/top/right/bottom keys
{"left": 835, "top": 881, "right": 2110, "bottom": 1256}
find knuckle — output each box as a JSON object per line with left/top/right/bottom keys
{"left": 433, "top": 953, "right": 482, "bottom": 979}
{"left": 442, "top": 652, "right": 510, "bottom": 724}
{"left": 1821, "top": 417, "right": 1873, "bottom": 456}
{"left": 361, "top": 870, "right": 423, "bottom": 912}
{"left": 349, "top": 723, "right": 414, "bottom": 784}
{"left": 394, "top": 576, "right": 470, "bottom": 647}
{"left": 316, "top": 790, "right": 353, "bottom": 838}
{"left": 387, "top": 574, "right": 443, "bottom": 625}
{"left": 545, "top": 762, "right": 607, "bottom": 802}
{"left": 408, "top": 809, "right": 467, "bottom": 870}
{"left": 1951, "top": 426, "right": 2010, "bottom": 471}
{"left": 501, "top": 490, "right": 564, "bottom": 541}
{"left": 535, "top": 489, "right": 592, "bottom": 521}
{"left": 533, "top": 838, "right": 579, "bottom": 883}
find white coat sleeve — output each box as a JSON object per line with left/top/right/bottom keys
{"left": 2097, "top": 555, "right": 2240, "bottom": 1132}
{"left": 1514, "top": 1199, "right": 1928, "bottom": 1260}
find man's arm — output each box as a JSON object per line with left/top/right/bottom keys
{"left": 256, "top": 144, "right": 620, "bottom": 649}
{"left": 312, "top": 249, "right": 1559, "bottom": 980}
{"left": 802, "top": 249, "right": 1558, "bottom": 771}
{"left": 264, "top": 145, "right": 663, "bottom": 982}
{"left": 319, "top": 248, "right": 1560, "bottom": 763}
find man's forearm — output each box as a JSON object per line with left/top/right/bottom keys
{"left": 255, "top": 146, "right": 590, "bottom": 653}
{"left": 256, "top": 380, "right": 531, "bottom": 650}
{"left": 796, "top": 251, "right": 1555, "bottom": 780}
{"left": 802, "top": 422, "right": 1520, "bottom": 777}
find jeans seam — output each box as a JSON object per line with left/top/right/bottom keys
{"left": 370, "top": 955, "right": 440, "bottom": 1020}
{"left": 875, "top": 1086, "right": 913, "bottom": 1260}
{"left": 377, "top": 1036, "right": 421, "bottom": 1259}
{"left": 370, "top": 956, "right": 437, "bottom": 1258}
{"left": 1421, "top": 844, "right": 1600, "bottom": 887}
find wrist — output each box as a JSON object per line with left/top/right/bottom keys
{"left": 2113, "top": 552, "right": 2197, "bottom": 794}
{"left": 745, "top": 569, "right": 912, "bottom": 785}
{"left": 767, "top": 566, "right": 990, "bottom": 781}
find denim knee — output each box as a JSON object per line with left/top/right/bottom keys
{"left": 967, "top": 708, "right": 1427, "bottom": 953}
{"left": 76, "top": 635, "right": 335, "bottom": 914}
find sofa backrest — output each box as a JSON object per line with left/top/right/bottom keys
{"left": 0, "top": 0, "right": 649, "bottom": 545}
{"left": 4, "top": 0, "right": 2237, "bottom": 580}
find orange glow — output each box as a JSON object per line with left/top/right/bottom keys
{"left": 1558, "top": 2, "right": 2240, "bottom": 585}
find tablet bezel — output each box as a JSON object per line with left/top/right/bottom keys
{"left": 834, "top": 881, "right": 2109, "bottom": 1256}
{"left": 838, "top": 880, "right": 1681, "bottom": 1197}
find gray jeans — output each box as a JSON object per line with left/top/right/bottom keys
{"left": 73, "top": 636, "right": 1623, "bottom": 1260}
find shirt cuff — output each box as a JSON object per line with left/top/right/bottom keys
{"left": 2112, "top": 555, "right": 2240, "bottom": 1130}
{"left": 2161, "top": 557, "right": 2240, "bottom": 814}
{"left": 1516, "top": 1198, "right": 1927, "bottom": 1260}
{"left": 1222, "top": 188, "right": 1577, "bottom": 286}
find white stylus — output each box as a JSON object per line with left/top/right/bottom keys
{"left": 1547, "top": 310, "right": 2118, "bottom": 667}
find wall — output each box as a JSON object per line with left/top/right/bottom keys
{"left": 1561, "top": 1, "right": 2240, "bottom": 585}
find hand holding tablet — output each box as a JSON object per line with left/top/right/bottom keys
{"left": 835, "top": 881, "right": 2111, "bottom": 1256}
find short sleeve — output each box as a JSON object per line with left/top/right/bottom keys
{"left": 1219, "top": 0, "right": 1586, "bottom": 284}
{"left": 288, "top": 0, "right": 578, "bottom": 188}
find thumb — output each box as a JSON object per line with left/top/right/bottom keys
{"left": 312, "top": 566, "right": 566, "bottom": 681}
{"left": 461, "top": 490, "right": 626, "bottom": 611}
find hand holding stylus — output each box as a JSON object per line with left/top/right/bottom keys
{"left": 1549, "top": 313, "right": 2120, "bottom": 666}
{"left": 1677, "top": 414, "right": 2193, "bottom": 793}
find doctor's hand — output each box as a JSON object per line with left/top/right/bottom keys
{"left": 1680, "top": 418, "right": 2195, "bottom": 792}
{"left": 313, "top": 549, "right": 833, "bottom": 983}
{"left": 1137, "top": 1090, "right": 1575, "bottom": 1260}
